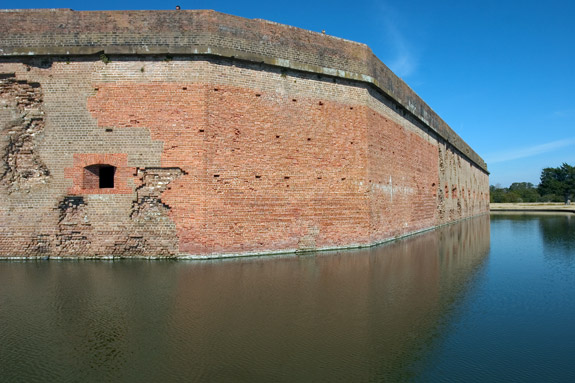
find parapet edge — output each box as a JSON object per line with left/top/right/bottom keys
{"left": 0, "top": 9, "right": 488, "bottom": 173}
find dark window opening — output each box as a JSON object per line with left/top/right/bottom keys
{"left": 99, "top": 166, "right": 115, "bottom": 188}
{"left": 83, "top": 164, "right": 116, "bottom": 189}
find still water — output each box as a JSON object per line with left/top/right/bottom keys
{"left": 1, "top": 214, "right": 574, "bottom": 382}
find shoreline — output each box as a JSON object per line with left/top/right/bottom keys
{"left": 490, "top": 203, "right": 575, "bottom": 214}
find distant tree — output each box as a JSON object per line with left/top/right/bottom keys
{"left": 509, "top": 182, "right": 534, "bottom": 190}
{"left": 490, "top": 185, "right": 505, "bottom": 203}
{"left": 509, "top": 182, "right": 540, "bottom": 202}
{"left": 504, "top": 191, "right": 522, "bottom": 203}
{"left": 490, "top": 185, "right": 522, "bottom": 203}
{"left": 538, "top": 163, "right": 575, "bottom": 204}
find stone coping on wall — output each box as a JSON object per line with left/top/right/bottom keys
{"left": 0, "top": 8, "right": 488, "bottom": 173}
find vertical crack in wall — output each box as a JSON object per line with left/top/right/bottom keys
{"left": 0, "top": 74, "right": 49, "bottom": 192}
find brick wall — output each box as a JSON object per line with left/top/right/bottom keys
{"left": 0, "top": 10, "right": 489, "bottom": 258}
{"left": 0, "top": 56, "right": 488, "bottom": 258}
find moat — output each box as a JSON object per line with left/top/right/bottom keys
{"left": 1, "top": 213, "right": 574, "bottom": 382}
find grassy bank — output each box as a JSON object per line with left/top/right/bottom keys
{"left": 490, "top": 202, "right": 575, "bottom": 213}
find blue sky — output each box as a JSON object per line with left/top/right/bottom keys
{"left": 5, "top": 0, "right": 575, "bottom": 187}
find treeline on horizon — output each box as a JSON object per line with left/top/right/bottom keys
{"left": 490, "top": 163, "right": 575, "bottom": 203}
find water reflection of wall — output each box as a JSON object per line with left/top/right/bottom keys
{"left": 168, "top": 214, "right": 491, "bottom": 382}
{"left": 0, "top": 216, "right": 490, "bottom": 382}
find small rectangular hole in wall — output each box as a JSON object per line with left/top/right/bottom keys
{"left": 199, "top": 129, "right": 204, "bottom": 132}
{"left": 99, "top": 166, "right": 115, "bottom": 188}
{"left": 255, "top": 175, "right": 261, "bottom": 179}
{"left": 341, "top": 178, "right": 346, "bottom": 181}
{"left": 214, "top": 174, "right": 220, "bottom": 178}
{"left": 284, "top": 176, "right": 290, "bottom": 180}
{"left": 292, "top": 99, "right": 297, "bottom": 102}
{"left": 105, "top": 128, "right": 113, "bottom": 132}
{"left": 255, "top": 93, "right": 261, "bottom": 97}
{"left": 83, "top": 164, "right": 116, "bottom": 189}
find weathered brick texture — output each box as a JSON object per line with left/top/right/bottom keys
{"left": 0, "top": 10, "right": 489, "bottom": 258}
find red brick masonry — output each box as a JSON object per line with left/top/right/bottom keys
{"left": 0, "top": 10, "right": 489, "bottom": 258}
{"left": 66, "top": 153, "right": 132, "bottom": 195}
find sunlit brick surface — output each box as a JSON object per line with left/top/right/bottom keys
{"left": 0, "top": 10, "right": 488, "bottom": 258}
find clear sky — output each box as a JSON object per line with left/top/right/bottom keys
{"left": 5, "top": 0, "right": 575, "bottom": 187}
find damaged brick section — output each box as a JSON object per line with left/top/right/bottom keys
{"left": 112, "top": 236, "right": 148, "bottom": 256}
{"left": 0, "top": 74, "right": 49, "bottom": 192}
{"left": 56, "top": 196, "right": 91, "bottom": 254}
{"left": 27, "top": 234, "right": 52, "bottom": 255}
{"left": 129, "top": 167, "right": 185, "bottom": 256}
{"left": 131, "top": 167, "right": 184, "bottom": 221}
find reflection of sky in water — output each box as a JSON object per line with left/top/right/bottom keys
{"left": 5, "top": 213, "right": 572, "bottom": 382}
{"left": 417, "top": 214, "right": 575, "bottom": 382}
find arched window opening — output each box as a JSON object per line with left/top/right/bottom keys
{"left": 83, "top": 164, "right": 116, "bottom": 189}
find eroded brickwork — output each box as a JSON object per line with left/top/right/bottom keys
{"left": 0, "top": 74, "right": 49, "bottom": 192}
{"left": 56, "top": 196, "right": 91, "bottom": 254}
{"left": 131, "top": 167, "right": 184, "bottom": 222}
{"left": 437, "top": 142, "right": 489, "bottom": 224}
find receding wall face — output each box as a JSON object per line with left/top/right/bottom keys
{"left": 437, "top": 142, "right": 490, "bottom": 224}
{"left": 367, "top": 109, "right": 439, "bottom": 242}
{"left": 0, "top": 56, "right": 488, "bottom": 258}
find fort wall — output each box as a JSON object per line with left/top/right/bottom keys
{"left": 0, "top": 9, "right": 489, "bottom": 258}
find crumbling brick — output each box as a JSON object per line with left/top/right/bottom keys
{"left": 0, "top": 74, "right": 49, "bottom": 192}
{"left": 131, "top": 167, "right": 184, "bottom": 222}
